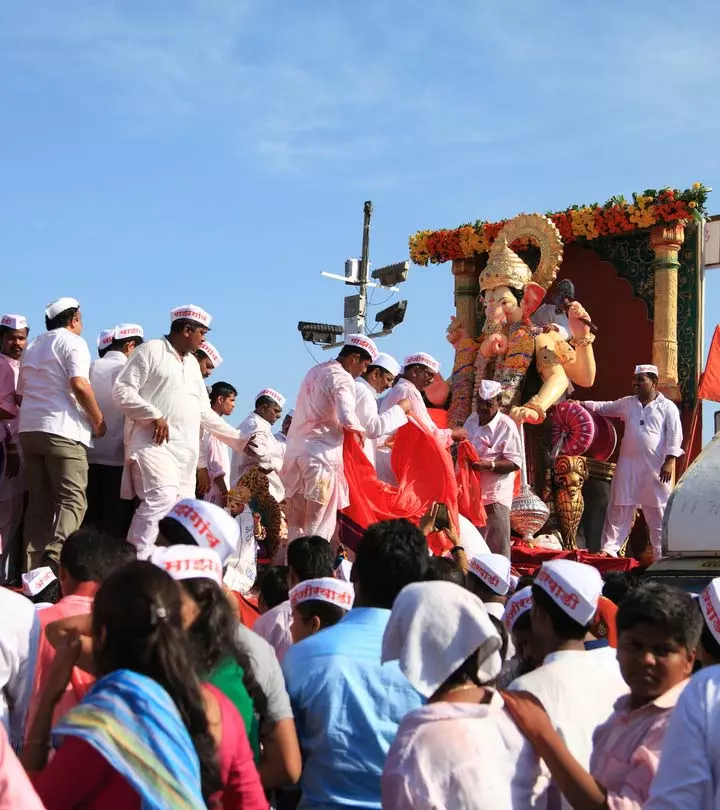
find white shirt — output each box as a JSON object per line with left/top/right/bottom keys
{"left": 113, "top": 338, "right": 247, "bottom": 497}
{"left": 382, "top": 692, "right": 548, "bottom": 809}
{"left": 18, "top": 328, "right": 93, "bottom": 446}
{"left": 253, "top": 600, "right": 292, "bottom": 664}
{"left": 87, "top": 351, "right": 127, "bottom": 466}
{"left": 531, "top": 303, "right": 570, "bottom": 341}
{"left": 201, "top": 428, "right": 231, "bottom": 505}
{"left": 463, "top": 411, "right": 523, "bottom": 508}
{"left": 510, "top": 648, "right": 628, "bottom": 810}
{"left": 354, "top": 376, "right": 407, "bottom": 466}
{"left": 0, "top": 589, "right": 40, "bottom": 751}
{"left": 231, "top": 412, "right": 285, "bottom": 502}
{"left": 645, "top": 666, "right": 720, "bottom": 810}
{"left": 0, "top": 354, "right": 25, "bottom": 501}
{"left": 584, "top": 394, "right": 683, "bottom": 507}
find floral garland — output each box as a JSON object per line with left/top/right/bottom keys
{"left": 409, "top": 184, "right": 711, "bottom": 266}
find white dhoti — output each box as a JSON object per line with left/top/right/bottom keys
{"left": 284, "top": 453, "right": 347, "bottom": 543}
{"left": 602, "top": 505, "right": 664, "bottom": 558}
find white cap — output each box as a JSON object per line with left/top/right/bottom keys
{"left": 478, "top": 380, "right": 502, "bottom": 400}
{"left": 97, "top": 329, "right": 115, "bottom": 350}
{"left": 0, "top": 314, "right": 28, "bottom": 331}
{"left": 634, "top": 364, "right": 659, "bottom": 376}
{"left": 502, "top": 586, "right": 533, "bottom": 632}
{"left": 289, "top": 577, "right": 355, "bottom": 610}
{"left": 467, "top": 553, "right": 512, "bottom": 596}
{"left": 699, "top": 579, "right": 720, "bottom": 647}
{"left": 374, "top": 352, "right": 402, "bottom": 378}
{"left": 45, "top": 297, "right": 79, "bottom": 320}
{"left": 256, "top": 388, "right": 286, "bottom": 409}
{"left": 113, "top": 323, "right": 144, "bottom": 341}
{"left": 170, "top": 305, "right": 212, "bottom": 328}
{"left": 344, "top": 334, "right": 378, "bottom": 361}
{"left": 21, "top": 566, "right": 57, "bottom": 597}
{"left": 164, "top": 498, "right": 240, "bottom": 564}
{"left": 198, "top": 341, "right": 222, "bottom": 368}
{"left": 150, "top": 545, "right": 223, "bottom": 587}
{"left": 403, "top": 353, "right": 441, "bottom": 374}
{"left": 535, "top": 559, "right": 602, "bottom": 626}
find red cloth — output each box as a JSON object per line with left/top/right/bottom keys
{"left": 510, "top": 544, "right": 639, "bottom": 577}
{"left": 699, "top": 324, "right": 720, "bottom": 402}
{"left": 455, "top": 441, "right": 487, "bottom": 527}
{"left": 342, "top": 420, "right": 458, "bottom": 556}
{"left": 427, "top": 408, "right": 449, "bottom": 429}
{"left": 232, "top": 592, "right": 260, "bottom": 629}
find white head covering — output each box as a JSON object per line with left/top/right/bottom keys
{"left": 171, "top": 304, "right": 212, "bottom": 328}
{"left": 198, "top": 341, "right": 222, "bottom": 368}
{"left": 163, "top": 498, "right": 240, "bottom": 564}
{"left": 374, "top": 352, "right": 401, "bottom": 378}
{"left": 344, "top": 334, "right": 379, "bottom": 362}
{"left": 700, "top": 579, "right": 720, "bottom": 647}
{"left": 535, "top": 559, "right": 602, "bottom": 626}
{"left": 403, "top": 353, "right": 441, "bottom": 374}
{"left": 113, "top": 323, "right": 144, "bottom": 341}
{"left": 97, "top": 329, "right": 115, "bottom": 350}
{"left": 0, "top": 314, "right": 28, "bottom": 331}
{"left": 21, "top": 566, "right": 57, "bottom": 597}
{"left": 150, "top": 545, "right": 223, "bottom": 587}
{"left": 289, "top": 577, "right": 355, "bottom": 610}
{"left": 457, "top": 514, "right": 491, "bottom": 557}
{"left": 46, "top": 297, "right": 79, "bottom": 320}
{"left": 478, "top": 380, "right": 502, "bottom": 400}
{"left": 335, "top": 559, "right": 353, "bottom": 582}
{"left": 467, "top": 553, "right": 512, "bottom": 596}
{"left": 634, "top": 364, "right": 659, "bottom": 377}
{"left": 502, "top": 586, "right": 533, "bottom": 632}
{"left": 382, "top": 581, "right": 502, "bottom": 698}
{"left": 256, "top": 388, "right": 286, "bottom": 408}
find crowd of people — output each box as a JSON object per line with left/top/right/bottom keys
{"left": 0, "top": 296, "right": 713, "bottom": 809}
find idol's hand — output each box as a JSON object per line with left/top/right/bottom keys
{"left": 510, "top": 406, "right": 542, "bottom": 425}
{"left": 567, "top": 301, "right": 591, "bottom": 338}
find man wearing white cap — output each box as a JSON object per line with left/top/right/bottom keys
{"left": 96, "top": 329, "right": 114, "bottom": 359}
{"left": 85, "top": 324, "right": 144, "bottom": 538}
{"left": 582, "top": 364, "right": 683, "bottom": 560}
{"left": 355, "top": 352, "right": 410, "bottom": 467}
{"left": 230, "top": 388, "right": 286, "bottom": 503}
{"left": 0, "top": 314, "right": 30, "bottom": 582}
{"left": 284, "top": 334, "right": 373, "bottom": 542}
{"left": 274, "top": 409, "right": 293, "bottom": 452}
{"left": 200, "top": 381, "right": 238, "bottom": 506}
{"left": 509, "top": 559, "right": 627, "bottom": 807}
{"left": 463, "top": 381, "right": 523, "bottom": 557}
{"left": 377, "top": 352, "right": 466, "bottom": 484}
{"left": 113, "top": 305, "right": 251, "bottom": 556}
{"left": 195, "top": 340, "right": 222, "bottom": 380}
{"left": 18, "top": 298, "right": 106, "bottom": 570}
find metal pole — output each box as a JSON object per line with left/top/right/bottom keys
{"left": 358, "top": 201, "right": 372, "bottom": 335}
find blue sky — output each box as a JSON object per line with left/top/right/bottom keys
{"left": 2, "top": 0, "right": 719, "bottom": 436}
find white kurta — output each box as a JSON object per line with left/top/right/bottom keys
{"left": 376, "top": 378, "right": 453, "bottom": 483}
{"left": 354, "top": 376, "right": 407, "bottom": 467}
{"left": 113, "top": 338, "right": 247, "bottom": 499}
{"left": 87, "top": 350, "right": 127, "bottom": 467}
{"left": 230, "top": 412, "right": 285, "bottom": 502}
{"left": 463, "top": 411, "right": 523, "bottom": 508}
{"left": 201, "top": 428, "right": 231, "bottom": 506}
{"left": 283, "top": 360, "right": 363, "bottom": 539}
{"left": 531, "top": 303, "right": 571, "bottom": 341}
{"left": 584, "top": 394, "right": 683, "bottom": 507}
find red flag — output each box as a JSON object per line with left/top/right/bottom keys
{"left": 455, "top": 441, "right": 487, "bottom": 528}
{"left": 698, "top": 325, "right": 720, "bottom": 402}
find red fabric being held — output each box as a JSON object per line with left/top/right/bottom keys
{"left": 455, "top": 441, "right": 487, "bottom": 528}
{"left": 341, "top": 419, "right": 458, "bottom": 556}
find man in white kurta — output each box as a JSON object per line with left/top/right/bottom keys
{"left": 354, "top": 352, "right": 409, "bottom": 467}
{"left": 377, "top": 352, "right": 465, "bottom": 484}
{"left": 85, "top": 323, "right": 143, "bottom": 538}
{"left": 463, "top": 380, "right": 522, "bottom": 557}
{"left": 202, "top": 381, "right": 238, "bottom": 506}
{"left": 583, "top": 363, "right": 683, "bottom": 560}
{"left": 113, "top": 305, "right": 249, "bottom": 556}
{"left": 284, "top": 334, "right": 375, "bottom": 542}
{"left": 0, "top": 315, "right": 29, "bottom": 583}
{"left": 230, "top": 387, "right": 286, "bottom": 503}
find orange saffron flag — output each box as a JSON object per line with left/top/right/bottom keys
{"left": 698, "top": 325, "right": 720, "bottom": 402}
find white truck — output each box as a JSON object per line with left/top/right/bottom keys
{"left": 642, "top": 432, "right": 720, "bottom": 593}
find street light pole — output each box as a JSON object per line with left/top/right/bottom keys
{"left": 357, "top": 200, "right": 373, "bottom": 335}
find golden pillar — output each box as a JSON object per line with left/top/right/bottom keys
{"left": 649, "top": 222, "right": 685, "bottom": 402}
{"left": 451, "top": 258, "right": 480, "bottom": 338}
{"left": 554, "top": 455, "right": 588, "bottom": 550}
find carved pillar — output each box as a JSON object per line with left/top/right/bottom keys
{"left": 451, "top": 258, "right": 480, "bottom": 338}
{"left": 649, "top": 222, "right": 685, "bottom": 402}
{"left": 554, "top": 455, "right": 588, "bottom": 550}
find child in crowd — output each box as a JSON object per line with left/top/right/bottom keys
{"left": 289, "top": 577, "right": 354, "bottom": 643}
{"left": 504, "top": 582, "right": 700, "bottom": 809}
{"left": 21, "top": 566, "right": 61, "bottom": 607}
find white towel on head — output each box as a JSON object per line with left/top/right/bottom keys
{"left": 381, "top": 581, "right": 502, "bottom": 698}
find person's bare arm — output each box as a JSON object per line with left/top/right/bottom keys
{"left": 258, "top": 717, "right": 302, "bottom": 789}
{"left": 69, "top": 377, "right": 105, "bottom": 436}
